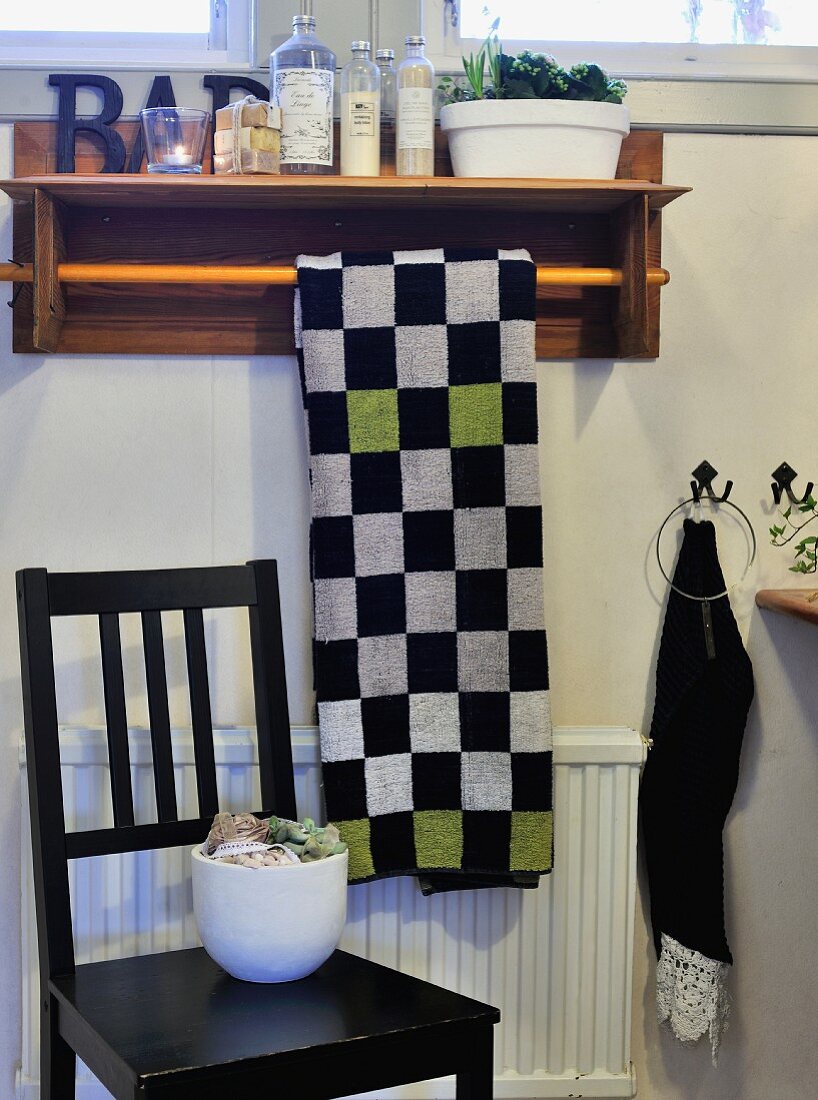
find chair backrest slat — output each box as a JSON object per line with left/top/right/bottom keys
{"left": 183, "top": 607, "right": 219, "bottom": 819}
{"left": 249, "top": 560, "right": 297, "bottom": 819}
{"left": 48, "top": 566, "right": 256, "bottom": 616}
{"left": 65, "top": 817, "right": 216, "bottom": 859}
{"left": 141, "top": 610, "right": 178, "bottom": 822}
{"left": 99, "top": 613, "right": 135, "bottom": 828}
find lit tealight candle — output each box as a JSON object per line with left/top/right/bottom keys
{"left": 163, "top": 145, "right": 194, "bottom": 166}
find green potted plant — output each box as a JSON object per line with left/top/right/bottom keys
{"left": 439, "top": 22, "right": 629, "bottom": 179}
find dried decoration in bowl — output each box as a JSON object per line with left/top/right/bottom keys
{"left": 206, "top": 811, "right": 270, "bottom": 853}
{"left": 268, "top": 816, "right": 347, "bottom": 862}
{"left": 203, "top": 812, "right": 347, "bottom": 869}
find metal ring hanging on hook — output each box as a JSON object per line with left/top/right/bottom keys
{"left": 656, "top": 496, "right": 757, "bottom": 601}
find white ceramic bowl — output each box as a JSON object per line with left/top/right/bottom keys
{"left": 191, "top": 846, "right": 349, "bottom": 983}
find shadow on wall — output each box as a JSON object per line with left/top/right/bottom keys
{"left": 572, "top": 357, "right": 616, "bottom": 437}
{"left": 348, "top": 873, "right": 524, "bottom": 947}
{"left": 635, "top": 853, "right": 753, "bottom": 1093}
{"left": 635, "top": 604, "right": 818, "bottom": 1091}
{"left": 249, "top": 353, "right": 314, "bottom": 722}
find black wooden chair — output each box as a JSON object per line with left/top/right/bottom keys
{"left": 18, "top": 560, "right": 499, "bottom": 1099}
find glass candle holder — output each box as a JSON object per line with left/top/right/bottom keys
{"left": 140, "top": 108, "right": 208, "bottom": 174}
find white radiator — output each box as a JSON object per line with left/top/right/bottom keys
{"left": 19, "top": 726, "right": 643, "bottom": 1099}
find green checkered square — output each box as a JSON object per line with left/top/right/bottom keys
{"left": 334, "top": 818, "right": 375, "bottom": 880}
{"left": 347, "top": 389, "right": 399, "bottom": 453}
{"left": 510, "top": 810, "right": 553, "bottom": 872}
{"left": 414, "top": 810, "right": 463, "bottom": 869}
{"left": 449, "top": 383, "right": 503, "bottom": 448}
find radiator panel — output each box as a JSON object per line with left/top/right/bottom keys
{"left": 19, "top": 726, "right": 642, "bottom": 1099}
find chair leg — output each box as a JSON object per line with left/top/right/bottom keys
{"left": 455, "top": 1027, "right": 494, "bottom": 1100}
{"left": 41, "top": 995, "right": 76, "bottom": 1100}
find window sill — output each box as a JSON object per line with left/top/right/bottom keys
{"left": 0, "top": 67, "right": 817, "bottom": 134}
{"left": 0, "top": 56, "right": 255, "bottom": 72}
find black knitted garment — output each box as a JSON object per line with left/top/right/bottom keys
{"left": 640, "top": 519, "right": 754, "bottom": 1059}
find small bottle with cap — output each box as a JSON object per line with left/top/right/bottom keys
{"left": 340, "top": 41, "right": 381, "bottom": 177}
{"left": 375, "top": 48, "right": 397, "bottom": 174}
{"left": 397, "top": 35, "right": 435, "bottom": 177}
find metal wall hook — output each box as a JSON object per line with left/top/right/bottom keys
{"left": 771, "top": 462, "right": 814, "bottom": 506}
{"left": 6, "top": 259, "right": 23, "bottom": 308}
{"left": 690, "top": 459, "right": 733, "bottom": 504}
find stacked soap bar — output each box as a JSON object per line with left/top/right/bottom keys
{"left": 213, "top": 99, "right": 282, "bottom": 174}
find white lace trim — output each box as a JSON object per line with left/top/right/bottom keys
{"left": 656, "top": 932, "right": 730, "bottom": 1065}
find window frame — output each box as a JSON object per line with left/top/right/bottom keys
{"left": 0, "top": 0, "right": 255, "bottom": 71}
{"left": 424, "top": 0, "right": 818, "bottom": 82}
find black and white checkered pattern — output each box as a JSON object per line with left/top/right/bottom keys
{"left": 295, "top": 247, "right": 553, "bottom": 884}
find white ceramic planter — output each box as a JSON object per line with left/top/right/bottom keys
{"left": 191, "top": 846, "right": 349, "bottom": 983}
{"left": 440, "top": 99, "right": 630, "bottom": 179}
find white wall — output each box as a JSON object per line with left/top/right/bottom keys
{"left": 536, "top": 133, "right": 818, "bottom": 1098}
{"left": 1, "top": 126, "right": 818, "bottom": 1100}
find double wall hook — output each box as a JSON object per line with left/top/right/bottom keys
{"left": 6, "top": 259, "right": 23, "bottom": 308}
{"left": 771, "top": 462, "right": 814, "bottom": 506}
{"left": 690, "top": 459, "right": 733, "bottom": 504}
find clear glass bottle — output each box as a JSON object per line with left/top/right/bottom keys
{"left": 270, "top": 15, "right": 336, "bottom": 176}
{"left": 396, "top": 35, "right": 435, "bottom": 177}
{"left": 375, "top": 48, "right": 397, "bottom": 174}
{"left": 341, "top": 41, "right": 380, "bottom": 177}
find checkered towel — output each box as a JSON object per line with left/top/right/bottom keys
{"left": 295, "top": 247, "right": 553, "bottom": 888}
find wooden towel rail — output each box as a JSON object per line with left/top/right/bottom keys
{"left": 0, "top": 262, "right": 670, "bottom": 288}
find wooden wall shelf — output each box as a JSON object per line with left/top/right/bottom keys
{"left": 755, "top": 589, "right": 818, "bottom": 626}
{"left": 1, "top": 126, "right": 689, "bottom": 358}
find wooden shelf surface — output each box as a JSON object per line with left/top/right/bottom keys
{"left": 0, "top": 174, "right": 689, "bottom": 214}
{"left": 755, "top": 588, "right": 818, "bottom": 625}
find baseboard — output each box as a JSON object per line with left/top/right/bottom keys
{"left": 17, "top": 1067, "right": 638, "bottom": 1099}
{"left": 350, "top": 1068, "right": 638, "bottom": 1098}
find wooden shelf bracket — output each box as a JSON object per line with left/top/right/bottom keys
{"left": 611, "top": 194, "right": 649, "bottom": 358}
{"left": 32, "top": 189, "right": 67, "bottom": 353}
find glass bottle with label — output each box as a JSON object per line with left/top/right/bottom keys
{"left": 396, "top": 35, "right": 435, "bottom": 177}
{"left": 270, "top": 15, "right": 336, "bottom": 175}
{"left": 375, "top": 48, "right": 397, "bottom": 174}
{"left": 341, "top": 41, "right": 380, "bottom": 177}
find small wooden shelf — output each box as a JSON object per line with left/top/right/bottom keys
{"left": 1, "top": 126, "right": 689, "bottom": 359}
{"left": 755, "top": 589, "right": 818, "bottom": 626}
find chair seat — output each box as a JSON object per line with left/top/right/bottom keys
{"left": 51, "top": 947, "right": 499, "bottom": 1097}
